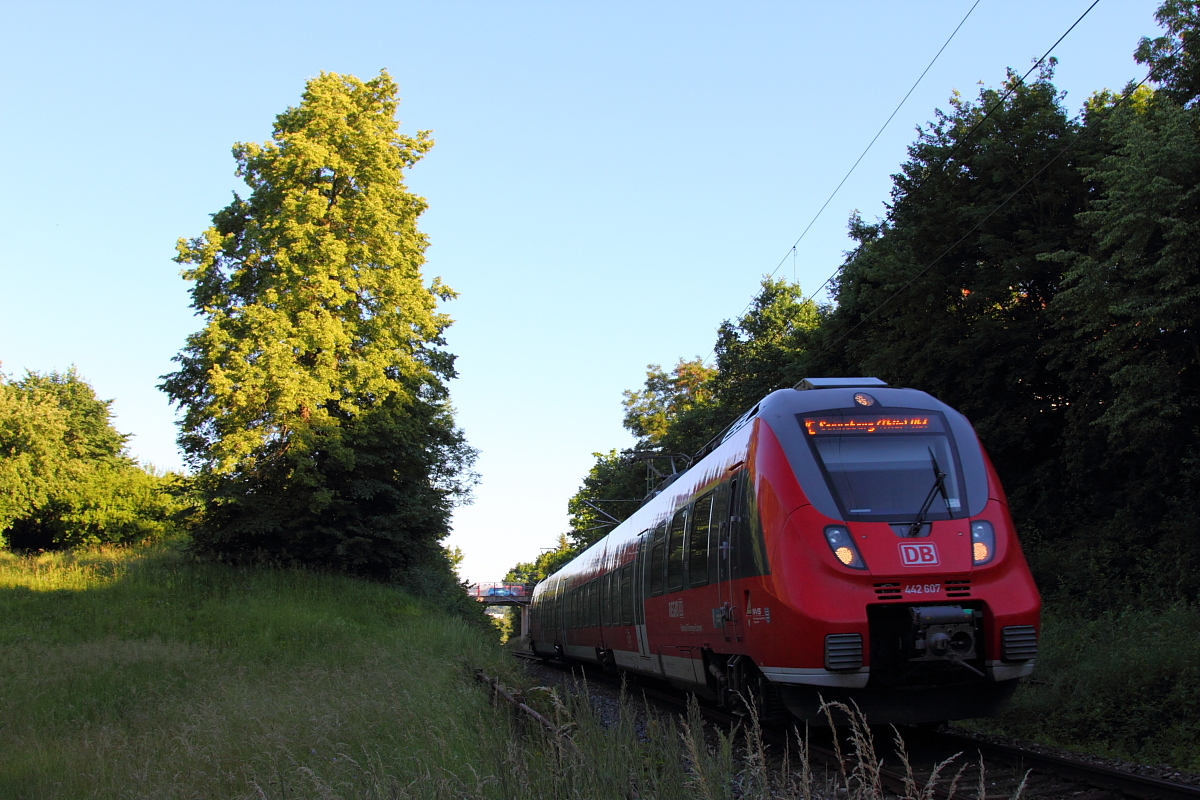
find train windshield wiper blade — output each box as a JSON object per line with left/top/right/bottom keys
{"left": 907, "top": 448, "right": 952, "bottom": 537}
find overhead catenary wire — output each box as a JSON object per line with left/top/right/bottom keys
{"left": 799, "top": 0, "right": 1102, "bottom": 307}
{"left": 758, "top": 1, "right": 982, "bottom": 293}
{"left": 700, "top": 2, "right": 981, "bottom": 370}
{"left": 812, "top": 41, "right": 1179, "bottom": 363}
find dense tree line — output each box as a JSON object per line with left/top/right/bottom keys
{"left": 519, "top": 2, "right": 1200, "bottom": 607}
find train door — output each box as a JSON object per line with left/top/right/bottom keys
{"left": 633, "top": 530, "right": 651, "bottom": 661}
{"left": 554, "top": 582, "right": 566, "bottom": 651}
{"left": 636, "top": 525, "right": 665, "bottom": 673}
{"left": 716, "top": 472, "right": 744, "bottom": 643}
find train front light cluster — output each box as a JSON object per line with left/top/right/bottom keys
{"left": 971, "top": 520, "right": 995, "bottom": 565}
{"left": 824, "top": 526, "right": 866, "bottom": 570}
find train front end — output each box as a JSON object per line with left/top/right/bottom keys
{"left": 750, "top": 378, "right": 1040, "bottom": 724}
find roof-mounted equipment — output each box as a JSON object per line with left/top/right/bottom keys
{"left": 795, "top": 377, "right": 889, "bottom": 391}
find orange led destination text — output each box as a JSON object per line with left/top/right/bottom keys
{"left": 804, "top": 416, "right": 931, "bottom": 435}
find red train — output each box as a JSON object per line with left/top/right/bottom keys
{"left": 527, "top": 378, "right": 1040, "bottom": 724}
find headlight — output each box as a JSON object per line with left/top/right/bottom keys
{"left": 971, "top": 520, "right": 995, "bottom": 565}
{"left": 824, "top": 525, "right": 866, "bottom": 570}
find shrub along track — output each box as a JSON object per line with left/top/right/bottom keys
{"left": 512, "top": 652, "right": 1200, "bottom": 800}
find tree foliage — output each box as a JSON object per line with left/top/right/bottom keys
{"left": 0, "top": 368, "right": 181, "bottom": 549}
{"left": 622, "top": 359, "right": 715, "bottom": 447}
{"left": 505, "top": 533, "right": 574, "bottom": 584}
{"left": 565, "top": 449, "right": 649, "bottom": 551}
{"left": 163, "top": 71, "right": 476, "bottom": 581}
{"left": 1136, "top": 0, "right": 1200, "bottom": 108}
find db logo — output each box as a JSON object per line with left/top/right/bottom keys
{"left": 899, "top": 542, "right": 940, "bottom": 566}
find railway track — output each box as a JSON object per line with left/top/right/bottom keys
{"left": 512, "top": 652, "right": 1200, "bottom": 800}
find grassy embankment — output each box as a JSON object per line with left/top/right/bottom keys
{"left": 0, "top": 541, "right": 825, "bottom": 800}
{"left": 0, "top": 539, "right": 523, "bottom": 797}
{"left": 972, "top": 601, "right": 1200, "bottom": 772}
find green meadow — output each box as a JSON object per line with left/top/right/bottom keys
{"left": 0, "top": 541, "right": 795, "bottom": 800}
{"left": 0, "top": 541, "right": 527, "bottom": 799}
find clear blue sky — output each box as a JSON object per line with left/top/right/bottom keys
{"left": 0, "top": 1, "right": 1163, "bottom": 583}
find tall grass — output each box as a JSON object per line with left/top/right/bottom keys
{"left": 0, "top": 540, "right": 524, "bottom": 799}
{"left": 0, "top": 541, "right": 1023, "bottom": 798}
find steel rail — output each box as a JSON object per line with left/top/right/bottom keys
{"left": 910, "top": 729, "right": 1200, "bottom": 800}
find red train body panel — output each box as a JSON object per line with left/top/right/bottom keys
{"left": 527, "top": 380, "right": 1041, "bottom": 724}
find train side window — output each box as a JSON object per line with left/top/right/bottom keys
{"left": 667, "top": 508, "right": 687, "bottom": 592}
{"left": 728, "top": 473, "right": 744, "bottom": 577}
{"left": 598, "top": 574, "right": 608, "bottom": 627}
{"left": 710, "top": 484, "right": 730, "bottom": 579}
{"left": 620, "top": 564, "right": 633, "bottom": 625}
{"left": 634, "top": 532, "right": 649, "bottom": 625}
{"left": 649, "top": 525, "right": 666, "bottom": 596}
{"left": 603, "top": 572, "right": 615, "bottom": 627}
{"left": 575, "top": 583, "right": 584, "bottom": 629}
{"left": 588, "top": 580, "right": 599, "bottom": 628}
{"left": 578, "top": 584, "right": 585, "bottom": 628}
{"left": 689, "top": 493, "right": 714, "bottom": 587}
{"left": 608, "top": 570, "right": 620, "bottom": 625}
{"left": 727, "top": 469, "right": 768, "bottom": 578}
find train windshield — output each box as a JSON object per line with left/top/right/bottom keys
{"left": 800, "top": 410, "right": 963, "bottom": 521}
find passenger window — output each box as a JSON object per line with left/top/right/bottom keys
{"left": 603, "top": 573, "right": 614, "bottom": 627}
{"left": 667, "top": 508, "right": 687, "bottom": 592}
{"left": 608, "top": 570, "right": 620, "bottom": 625}
{"left": 599, "top": 575, "right": 608, "bottom": 627}
{"left": 689, "top": 493, "right": 713, "bottom": 587}
{"left": 588, "top": 580, "right": 599, "bottom": 628}
{"left": 728, "top": 474, "right": 744, "bottom": 578}
{"left": 649, "top": 524, "right": 667, "bottom": 596}
{"left": 620, "top": 564, "right": 633, "bottom": 625}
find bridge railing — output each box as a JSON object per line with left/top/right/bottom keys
{"left": 467, "top": 582, "right": 533, "bottom": 601}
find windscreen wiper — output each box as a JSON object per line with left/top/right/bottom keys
{"left": 907, "top": 448, "right": 953, "bottom": 537}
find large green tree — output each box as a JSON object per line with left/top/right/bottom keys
{"left": 163, "top": 71, "right": 476, "bottom": 580}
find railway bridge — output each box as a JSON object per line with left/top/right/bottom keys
{"left": 467, "top": 582, "right": 534, "bottom": 638}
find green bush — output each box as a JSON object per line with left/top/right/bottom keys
{"left": 973, "top": 602, "right": 1200, "bottom": 770}
{"left": 1, "top": 368, "right": 188, "bottom": 550}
